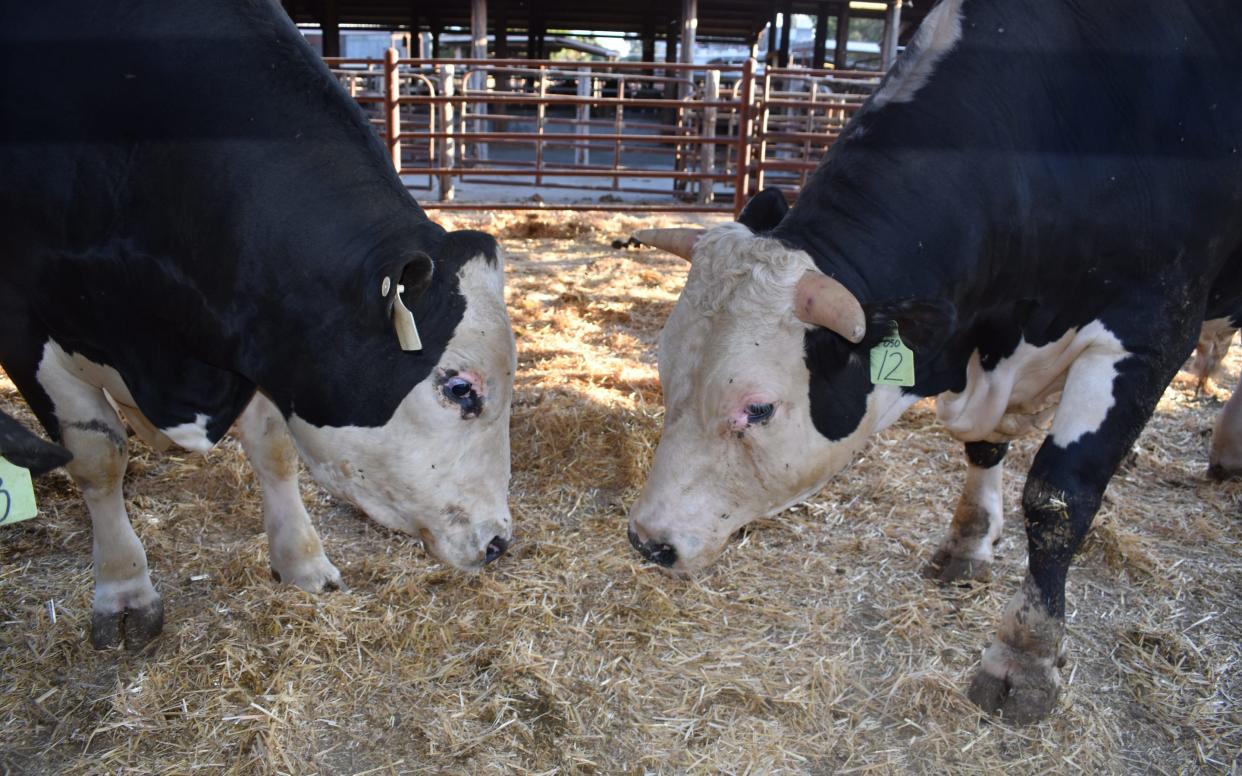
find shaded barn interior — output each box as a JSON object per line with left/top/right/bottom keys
{"left": 279, "top": 0, "right": 932, "bottom": 67}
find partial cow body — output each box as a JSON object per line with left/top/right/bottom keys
{"left": 631, "top": 0, "right": 1242, "bottom": 723}
{"left": 0, "top": 0, "right": 516, "bottom": 649}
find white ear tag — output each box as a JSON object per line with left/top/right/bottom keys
{"left": 391, "top": 283, "right": 423, "bottom": 351}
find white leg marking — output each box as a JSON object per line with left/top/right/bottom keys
{"left": 237, "top": 394, "right": 343, "bottom": 592}
{"left": 36, "top": 343, "right": 161, "bottom": 648}
{"left": 160, "top": 413, "right": 214, "bottom": 453}
{"left": 1189, "top": 319, "right": 1236, "bottom": 394}
{"left": 1210, "top": 387, "right": 1242, "bottom": 478}
{"left": 927, "top": 460, "right": 1004, "bottom": 582}
{"left": 1050, "top": 329, "right": 1128, "bottom": 448}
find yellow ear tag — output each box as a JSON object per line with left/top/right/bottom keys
{"left": 0, "top": 456, "right": 38, "bottom": 526}
{"left": 392, "top": 283, "right": 424, "bottom": 352}
{"left": 869, "top": 323, "right": 915, "bottom": 387}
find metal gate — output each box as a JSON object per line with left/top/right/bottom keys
{"left": 327, "top": 53, "right": 882, "bottom": 215}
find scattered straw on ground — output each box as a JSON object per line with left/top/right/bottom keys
{"left": 2, "top": 210, "right": 1240, "bottom": 775}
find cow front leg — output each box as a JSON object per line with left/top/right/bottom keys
{"left": 43, "top": 375, "right": 163, "bottom": 650}
{"left": 924, "top": 441, "right": 1007, "bottom": 583}
{"left": 968, "top": 340, "right": 1177, "bottom": 723}
{"left": 237, "top": 394, "right": 342, "bottom": 592}
{"left": 1208, "top": 387, "right": 1242, "bottom": 480}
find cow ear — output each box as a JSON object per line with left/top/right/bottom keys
{"left": 736, "top": 187, "right": 789, "bottom": 233}
{"left": 397, "top": 251, "right": 434, "bottom": 300}
{"left": 860, "top": 298, "right": 956, "bottom": 353}
{"left": 383, "top": 252, "right": 434, "bottom": 352}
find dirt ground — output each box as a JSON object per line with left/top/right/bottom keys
{"left": 1, "top": 211, "right": 1239, "bottom": 775}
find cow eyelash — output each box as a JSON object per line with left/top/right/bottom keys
{"left": 746, "top": 403, "right": 775, "bottom": 424}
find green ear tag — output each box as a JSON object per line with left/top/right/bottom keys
{"left": 0, "top": 456, "right": 38, "bottom": 526}
{"left": 869, "top": 323, "right": 915, "bottom": 387}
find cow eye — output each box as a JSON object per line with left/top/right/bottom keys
{"left": 443, "top": 376, "right": 482, "bottom": 417}
{"left": 746, "top": 403, "right": 775, "bottom": 424}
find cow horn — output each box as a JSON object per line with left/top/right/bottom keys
{"left": 793, "top": 271, "right": 867, "bottom": 343}
{"left": 633, "top": 228, "right": 705, "bottom": 261}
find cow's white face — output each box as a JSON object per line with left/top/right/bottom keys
{"left": 629, "top": 224, "right": 906, "bottom": 574}
{"left": 289, "top": 254, "right": 517, "bottom": 571}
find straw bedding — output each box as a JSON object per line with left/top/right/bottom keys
{"left": 1, "top": 211, "right": 1239, "bottom": 775}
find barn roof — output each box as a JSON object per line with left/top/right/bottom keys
{"left": 281, "top": 0, "right": 932, "bottom": 46}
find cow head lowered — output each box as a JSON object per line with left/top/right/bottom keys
{"left": 274, "top": 230, "right": 517, "bottom": 572}
{"left": 629, "top": 191, "right": 952, "bottom": 573}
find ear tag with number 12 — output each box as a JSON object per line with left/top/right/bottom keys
{"left": 869, "top": 323, "right": 915, "bottom": 387}
{"left": 0, "top": 456, "right": 38, "bottom": 526}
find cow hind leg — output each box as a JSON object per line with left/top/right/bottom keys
{"left": 924, "top": 441, "right": 1007, "bottom": 583}
{"left": 1208, "top": 387, "right": 1242, "bottom": 480}
{"left": 38, "top": 366, "right": 163, "bottom": 650}
{"left": 968, "top": 335, "right": 1182, "bottom": 723}
{"left": 237, "top": 394, "right": 343, "bottom": 592}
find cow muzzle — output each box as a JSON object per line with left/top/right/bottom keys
{"left": 627, "top": 527, "right": 678, "bottom": 568}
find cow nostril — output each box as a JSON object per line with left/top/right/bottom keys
{"left": 484, "top": 536, "right": 509, "bottom": 565}
{"left": 627, "top": 527, "right": 644, "bottom": 552}
{"left": 648, "top": 543, "right": 678, "bottom": 568}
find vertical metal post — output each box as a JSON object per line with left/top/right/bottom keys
{"left": 755, "top": 65, "right": 771, "bottom": 193}
{"left": 732, "top": 57, "right": 755, "bottom": 217}
{"left": 765, "top": 2, "right": 778, "bottom": 65}
{"left": 834, "top": 1, "right": 851, "bottom": 69}
{"left": 613, "top": 76, "right": 625, "bottom": 190}
{"left": 699, "top": 69, "right": 718, "bottom": 204}
{"left": 384, "top": 47, "right": 402, "bottom": 173}
{"left": 470, "top": 0, "right": 488, "bottom": 161}
{"left": 495, "top": 1, "right": 508, "bottom": 59}
{"left": 438, "top": 64, "right": 456, "bottom": 201}
{"left": 777, "top": 0, "right": 792, "bottom": 68}
{"left": 812, "top": 2, "right": 829, "bottom": 69}
{"left": 882, "top": 0, "right": 903, "bottom": 70}
{"left": 575, "top": 69, "right": 591, "bottom": 167}
{"left": 534, "top": 65, "right": 547, "bottom": 187}
{"left": 321, "top": 0, "right": 340, "bottom": 57}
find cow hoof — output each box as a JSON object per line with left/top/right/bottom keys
{"left": 923, "top": 549, "right": 992, "bottom": 584}
{"left": 270, "top": 555, "right": 345, "bottom": 593}
{"left": 1207, "top": 462, "right": 1240, "bottom": 481}
{"left": 90, "top": 598, "right": 164, "bottom": 651}
{"left": 967, "top": 654, "right": 1061, "bottom": 724}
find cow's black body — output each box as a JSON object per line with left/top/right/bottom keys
{"left": 766, "top": 0, "right": 1241, "bottom": 720}
{"left": 0, "top": 0, "right": 492, "bottom": 442}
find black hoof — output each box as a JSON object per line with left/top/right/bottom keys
{"left": 90, "top": 598, "right": 164, "bottom": 651}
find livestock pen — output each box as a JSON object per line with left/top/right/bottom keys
{"left": 1, "top": 210, "right": 1239, "bottom": 774}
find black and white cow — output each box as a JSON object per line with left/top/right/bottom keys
{"left": 0, "top": 1, "right": 516, "bottom": 650}
{"left": 631, "top": 0, "right": 1242, "bottom": 722}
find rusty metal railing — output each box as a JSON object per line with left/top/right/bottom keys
{"left": 326, "top": 53, "right": 882, "bottom": 215}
